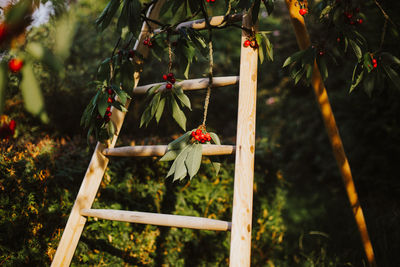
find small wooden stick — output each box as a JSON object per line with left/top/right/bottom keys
{"left": 284, "top": 1, "right": 377, "bottom": 266}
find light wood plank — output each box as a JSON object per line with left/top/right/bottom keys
{"left": 50, "top": 2, "right": 166, "bottom": 266}
{"left": 229, "top": 12, "right": 258, "bottom": 267}
{"left": 133, "top": 76, "right": 239, "bottom": 94}
{"left": 80, "top": 209, "right": 231, "bottom": 231}
{"left": 103, "top": 144, "right": 235, "bottom": 157}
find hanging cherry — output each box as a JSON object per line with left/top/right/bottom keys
{"left": 8, "top": 58, "right": 23, "bottom": 72}
{"left": 299, "top": 8, "right": 308, "bottom": 16}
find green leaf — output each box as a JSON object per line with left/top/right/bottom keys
{"left": 173, "top": 146, "right": 191, "bottom": 181}
{"left": 349, "top": 40, "right": 362, "bottom": 61}
{"left": 171, "top": 96, "right": 187, "bottom": 131}
{"left": 211, "top": 161, "right": 221, "bottom": 176}
{"left": 155, "top": 97, "right": 166, "bottom": 123}
{"left": 168, "top": 131, "right": 192, "bottom": 150}
{"left": 256, "top": 34, "right": 264, "bottom": 64}
{"left": 283, "top": 50, "right": 305, "bottom": 67}
{"left": 160, "top": 149, "right": 180, "bottom": 161}
{"left": 185, "top": 143, "right": 203, "bottom": 179}
{"left": 0, "top": 61, "right": 8, "bottom": 114}
{"left": 150, "top": 92, "right": 161, "bottom": 117}
{"left": 26, "top": 42, "right": 64, "bottom": 74}
{"left": 173, "top": 88, "right": 191, "bottom": 110}
{"left": 97, "top": 92, "right": 109, "bottom": 117}
{"left": 96, "top": 0, "right": 121, "bottom": 32}
{"left": 209, "top": 132, "right": 221, "bottom": 145}
{"left": 114, "top": 86, "right": 131, "bottom": 105}
{"left": 349, "top": 64, "right": 364, "bottom": 93}
{"left": 20, "top": 62, "right": 49, "bottom": 123}
{"left": 140, "top": 105, "right": 152, "bottom": 127}
{"left": 111, "top": 101, "right": 128, "bottom": 112}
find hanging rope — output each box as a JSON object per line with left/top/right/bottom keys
{"left": 202, "top": 28, "right": 213, "bottom": 127}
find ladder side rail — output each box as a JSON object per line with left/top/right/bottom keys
{"left": 229, "top": 12, "right": 258, "bottom": 267}
{"left": 50, "top": 1, "right": 166, "bottom": 266}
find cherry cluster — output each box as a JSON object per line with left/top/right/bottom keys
{"left": 97, "top": 88, "right": 114, "bottom": 122}
{"left": 191, "top": 128, "right": 211, "bottom": 144}
{"left": 343, "top": 6, "right": 363, "bottom": 25}
{"left": 143, "top": 38, "right": 154, "bottom": 48}
{"left": 243, "top": 39, "right": 258, "bottom": 49}
{"left": 8, "top": 58, "right": 23, "bottom": 72}
{"left": 371, "top": 57, "right": 378, "bottom": 69}
{"left": 0, "top": 119, "right": 16, "bottom": 140}
{"left": 162, "top": 72, "right": 176, "bottom": 90}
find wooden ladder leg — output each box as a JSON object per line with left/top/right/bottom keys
{"left": 284, "top": 1, "right": 377, "bottom": 267}
{"left": 51, "top": 142, "right": 110, "bottom": 267}
{"left": 50, "top": 1, "right": 166, "bottom": 266}
{"left": 229, "top": 12, "right": 258, "bottom": 267}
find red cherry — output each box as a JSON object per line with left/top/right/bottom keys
{"left": 373, "top": 63, "right": 378, "bottom": 68}
{"left": 107, "top": 89, "right": 113, "bottom": 95}
{"left": 199, "top": 134, "right": 205, "bottom": 140}
{"left": 8, "top": 120, "right": 16, "bottom": 131}
{"left": 194, "top": 135, "right": 200, "bottom": 141}
{"left": 372, "top": 59, "right": 377, "bottom": 64}
{"left": 299, "top": 8, "right": 308, "bottom": 16}
{"left": 319, "top": 51, "right": 325, "bottom": 56}
{"left": 148, "top": 42, "right": 153, "bottom": 48}
{"left": 143, "top": 39, "right": 149, "bottom": 45}
{"left": 357, "top": 19, "right": 363, "bottom": 24}
{"left": 8, "top": 58, "right": 23, "bottom": 72}
{"left": 345, "top": 12, "right": 353, "bottom": 19}
{"left": 196, "top": 129, "right": 202, "bottom": 136}
{"left": 167, "top": 73, "right": 174, "bottom": 79}
{"left": 106, "top": 106, "right": 111, "bottom": 112}
{"left": 166, "top": 83, "right": 173, "bottom": 90}
{"left": 205, "top": 133, "right": 211, "bottom": 141}
{"left": 106, "top": 111, "right": 112, "bottom": 117}
{"left": 162, "top": 74, "right": 168, "bottom": 80}
{"left": 336, "top": 37, "right": 341, "bottom": 43}
{"left": 105, "top": 117, "right": 110, "bottom": 122}
{"left": 250, "top": 40, "right": 258, "bottom": 48}
{"left": 107, "top": 97, "right": 114, "bottom": 103}
{"left": 191, "top": 131, "right": 196, "bottom": 137}
{"left": 170, "top": 77, "right": 176, "bottom": 84}
{"left": 244, "top": 40, "right": 251, "bottom": 47}
{"left": 350, "top": 21, "right": 356, "bottom": 25}
{"left": 129, "top": 50, "right": 135, "bottom": 58}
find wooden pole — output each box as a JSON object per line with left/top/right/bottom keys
{"left": 103, "top": 144, "right": 235, "bottom": 157}
{"left": 80, "top": 209, "right": 231, "bottom": 231}
{"left": 50, "top": 1, "right": 166, "bottom": 266}
{"left": 284, "top": 1, "right": 377, "bottom": 266}
{"left": 229, "top": 12, "right": 258, "bottom": 267}
{"left": 133, "top": 76, "right": 239, "bottom": 94}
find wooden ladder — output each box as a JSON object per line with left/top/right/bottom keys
{"left": 51, "top": 3, "right": 258, "bottom": 267}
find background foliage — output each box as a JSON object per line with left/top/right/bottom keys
{"left": 1, "top": 0, "right": 400, "bottom": 266}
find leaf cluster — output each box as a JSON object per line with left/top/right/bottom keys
{"left": 160, "top": 130, "right": 221, "bottom": 182}
{"left": 140, "top": 83, "right": 191, "bottom": 131}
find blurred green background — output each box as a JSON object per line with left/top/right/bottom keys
{"left": 1, "top": 0, "right": 400, "bottom": 266}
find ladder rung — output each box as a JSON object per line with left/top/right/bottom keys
{"left": 80, "top": 209, "right": 231, "bottom": 231}
{"left": 103, "top": 145, "right": 235, "bottom": 157}
{"left": 153, "top": 13, "right": 243, "bottom": 34}
{"left": 133, "top": 76, "right": 239, "bottom": 95}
